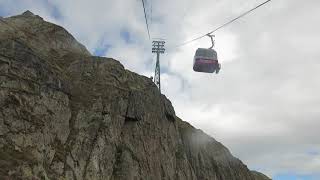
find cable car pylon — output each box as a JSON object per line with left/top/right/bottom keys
{"left": 152, "top": 40, "right": 165, "bottom": 92}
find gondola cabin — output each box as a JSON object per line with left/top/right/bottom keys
{"left": 193, "top": 48, "right": 220, "bottom": 73}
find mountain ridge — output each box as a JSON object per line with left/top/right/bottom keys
{"left": 0, "top": 11, "right": 271, "bottom": 180}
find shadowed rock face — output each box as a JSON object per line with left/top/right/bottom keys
{"left": 0, "top": 11, "right": 271, "bottom": 180}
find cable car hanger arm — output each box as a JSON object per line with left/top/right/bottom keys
{"left": 207, "top": 34, "right": 215, "bottom": 49}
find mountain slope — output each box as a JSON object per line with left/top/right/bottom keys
{"left": 0, "top": 11, "right": 270, "bottom": 180}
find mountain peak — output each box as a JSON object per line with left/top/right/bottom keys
{"left": 22, "top": 10, "right": 35, "bottom": 16}
{"left": 1, "top": 10, "right": 90, "bottom": 58}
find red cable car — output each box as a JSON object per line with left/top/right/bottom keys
{"left": 193, "top": 34, "right": 221, "bottom": 74}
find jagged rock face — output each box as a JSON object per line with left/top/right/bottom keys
{"left": 0, "top": 11, "right": 90, "bottom": 59}
{"left": 0, "top": 11, "right": 271, "bottom": 180}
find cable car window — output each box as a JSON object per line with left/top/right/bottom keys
{"left": 196, "top": 49, "right": 206, "bottom": 57}
{"left": 206, "top": 50, "right": 214, "bottom": 57}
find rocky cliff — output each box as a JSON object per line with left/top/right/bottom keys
{"left": 0, "top": 11, "right": 271, "bottom": 180}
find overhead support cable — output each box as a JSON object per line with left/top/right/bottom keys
{"left": 178, "top": 0, "right": 272, "bottom": 47}
{"left": 141, "top": 0, "right": 151, "bottom": 39}
{"left": 150, "top": 0, "right": 153, "bottom": 27}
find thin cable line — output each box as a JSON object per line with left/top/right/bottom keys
{"left": 178, "top": 0, "right": 272, "bottom": 47}
{"left": 141, "top": 0, "right": 151, "bottom": 39}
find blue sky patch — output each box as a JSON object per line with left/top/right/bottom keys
{"left": 0, "top": 7, "right": 11, "bottom": 17}
{"left": 50, "top": 4, "right": 62, "bottom": 20}
{"left": 42, "top": 0, "right": 62, "bottom": 20}
{"left": 93, "top": 44, "right": 111, "bottom": 57}
{"left": 306, "top": 150, "right": 319, "bottom": 156}
{"left": 274, "top": 173, "right": 319, "bottom": 180}
{"left": 120, "top": 29, "right": 132, "bottom": 44}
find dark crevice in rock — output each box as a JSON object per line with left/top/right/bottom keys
{"left": 166, "top": 114, "right": 176, "bottom": 122}
{"left": 160, "top": 165, "right": 166, "bottom": 179}
{"left": 124, "top": 116, "right": 138, "bottom": 122}
{"left": 111, "top": 147, "right": 123, "bottom": 178}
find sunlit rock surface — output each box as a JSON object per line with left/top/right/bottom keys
{"left": 0, "top": 11, "right": 271, "bottom": 180}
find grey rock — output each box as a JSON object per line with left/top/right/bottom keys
{"left": 162, "top": 95, "right": 176, "bottom": 122}
{"left": 0, "top": 11, "right": 271, "bottom": 180}
{"left": 126, "top": 90, "right": 146, "bottom": 121}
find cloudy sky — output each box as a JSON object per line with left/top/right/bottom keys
{"left": 1, "top": 0, "right": 319, "bottom": 179}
